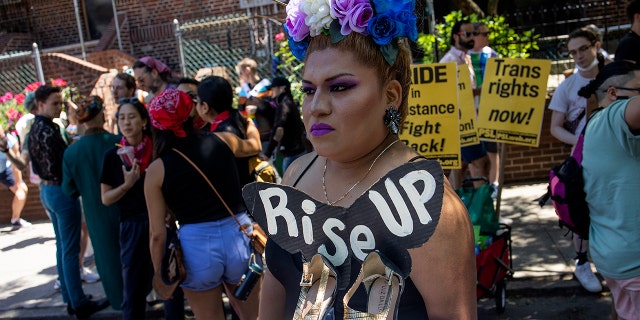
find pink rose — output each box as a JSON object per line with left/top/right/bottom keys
{"left": 25, "top": 82, "right": 41, "bottom": 92}
{"left": 14, "top": 93, "right": 25, "bottom": 105}
{"left": 275, "top": 32, "right": 285, "bottom": 42}
{"left": 52, "top": 78, "right": 67, "bottom": 87}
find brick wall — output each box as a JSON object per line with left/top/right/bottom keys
{"left": 0, "top": 170, "right": 47, "bottom": 223}
{"left": 40, "top": 53, "right": 109, "bottom": 98}
{"left": 502, "top": 103, "right": 570, "bottom": 182}
{"left": 0, "top": 32, "right": 35, "bottom": 52}
{"left": 30, "top": 0, "right": 87, "bottom": 48}
{"left": 87, "top": 49, "right": 137, "bottom": 72}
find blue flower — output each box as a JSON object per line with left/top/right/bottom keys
{"left": 289, "top": 37, "right": 310, "bottom": 61}
{"left": 368, "top": 13, "right": 401, "bottom": 45}
{"left": 397, "top": 9, "right": 418, "bottom": 41}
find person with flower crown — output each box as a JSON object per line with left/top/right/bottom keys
{"left": 250, "top": 0, "right": 477, "bottom": 319}
{"left": 62, "top": 96, "right": 125, "bottom": 311}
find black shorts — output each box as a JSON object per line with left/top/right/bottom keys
{"left": 461, "top": 143, "right": 486, "bottom": 163}
{"left": 0, "top": 168, "right": 16, "bottom": 188}
{"left": 483, "top": 141, "right": 498, "bottom": 153}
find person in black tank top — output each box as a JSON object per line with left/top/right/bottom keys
{"left": 196, "top": 76, "right": 262, "bottom": 187}
{"left": 251, "top": 1, "right": 478, "bottom": 319}
{"left": 144, "top": 89, "right": 262, "bottom": 319}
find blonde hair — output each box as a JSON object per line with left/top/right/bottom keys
{"left": 305, "top": 33, "right": 412, "bottom": 121}
{"left": 236, "top": 58, "right": 259, "bottom": 80}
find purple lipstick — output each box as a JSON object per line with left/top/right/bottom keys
{"left": 310, "top": 123, "right": 334, "bottom": 137}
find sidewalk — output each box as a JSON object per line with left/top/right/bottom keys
{"left": 0, "top": 182, "right": 604, "bottom": 319}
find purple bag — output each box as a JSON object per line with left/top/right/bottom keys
{"left": 548, "top": 134, "right": 590, "bottom": 238}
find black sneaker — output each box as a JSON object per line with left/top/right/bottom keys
{"left": 74, "top": 297, "right": 110, "bottom": 319}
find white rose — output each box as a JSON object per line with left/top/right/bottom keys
{"left": 301, "top": 0, "right": 333, "bottom": 37}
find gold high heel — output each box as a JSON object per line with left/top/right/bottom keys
{"left": 293, "top": 253, "right": 338, "bottom": 320}
{"left": 343, "top": 251, "right": 404, "bottom": 320}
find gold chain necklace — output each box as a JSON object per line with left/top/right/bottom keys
{"left": 322, "top": 139, "right": 400, "bottom": 205}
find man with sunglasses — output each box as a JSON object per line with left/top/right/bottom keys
{"left": 440, "top": 19, "right": 489, "bottom": 190}
{"left": 548, "top": 27, "right": 606, "bottom": 294}
{"left": 470, "top": 22, "right": 502, "bottom": 198}
{"left": 580, "top": 61, "right": 640, "bottom": 318}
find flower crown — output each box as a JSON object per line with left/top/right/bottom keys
{"left": 285, "top": 0, "right": 418, "bottom": 65}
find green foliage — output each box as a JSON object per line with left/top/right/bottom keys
{"left": 417, "top": 11, "right": 540, "bottom": 63}
{"left": 275, "top": 38, "right": 305, "bottom": 105}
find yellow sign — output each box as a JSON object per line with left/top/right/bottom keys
{"left": 476, "top": 58, "right": 551, "bottom": 147}
{"left": 458, "top": 67, "right": 479, "bottom": 147}
{"left": 400, "top": 63, "right": 461, "bottom": 169}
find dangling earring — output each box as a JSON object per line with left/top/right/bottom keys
{"left": 384, "top": 107, "right": 401, "bottom": 135}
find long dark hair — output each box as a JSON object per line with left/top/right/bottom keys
{"left": 198, "top": 76, "right": 248, "bottom": 137}
{"left": 151, "top": 117, "right": 195, "bottom": 160}
{"left": 116, "top": 98, "right": 151, "bottom": 137}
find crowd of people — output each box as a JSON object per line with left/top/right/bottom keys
{"left": 0, "top": 50, "right": 311, "bottom": 318}
{"left": 1, "top": 0, "right": 639, "bottom": 319}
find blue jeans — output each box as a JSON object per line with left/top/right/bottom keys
{"left": 120, "top": 213, "right": 153, "bottom": 320}
{"left": 40, "top": 185, "right": 89, "bottom": 309}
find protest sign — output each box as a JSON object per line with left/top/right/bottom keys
{"left": 400, "top": 63, "right": 461, "bottom": 169}
{"left": 458, "top": 67, "right": 480, "bottom": 147}
{"left": 242, "top": 159, "right": 444, "bottom": 289}
{"left": 476, "top": 58, "right": 551, "bottom": 147}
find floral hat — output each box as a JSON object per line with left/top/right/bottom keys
{"left": 284, "top": 0, "right": 418, "bottom": 65}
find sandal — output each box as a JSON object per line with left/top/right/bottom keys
{"left": 343, "top": 251, "right": 404, "bottom": 320}
{"left": 293, "top": 253, "right": 338, "bottom": 320}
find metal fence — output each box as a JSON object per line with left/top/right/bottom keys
{"left": 499, "top": 0, "right": 628, "bottom": 69}
{"left": 175, "top": 8, "right": 298, "bottom": 89}
{"left": 1, "top": 1, "right": 631, "bottom": 97}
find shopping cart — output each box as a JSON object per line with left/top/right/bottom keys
{"left": 456, "top": 177, "right": 514, "bottom": 313}
{"left": 476, "top": 224, "right": 513, "bottom": 313}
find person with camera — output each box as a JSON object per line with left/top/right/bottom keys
{"left": 144, "top": 89, "right": 262, "bottom": 319}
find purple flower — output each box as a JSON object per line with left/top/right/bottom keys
{"left": 331, "top": 0, "right": 372, "bottom": 35}
{"left": 286, "top": 0, "right": 310, "bottom": 42}
{"left": 368, "top": 13, "right": 401, "bottom": 45}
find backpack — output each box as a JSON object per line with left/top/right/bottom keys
{"left": 539, "top": 134, "right": 590, "bottom": 238}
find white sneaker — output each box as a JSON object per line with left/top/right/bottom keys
{"left": 11, "top": 218, "right": 32, "bottom": 229}
{"left": 53, "top": 279, "right": 61, "bottom": 291}
{"left": 491, "top": 183, "right": 499, "bottom": 199}
{"left": 574, "top": 261, "right": 602, "bottom": 292}
{"left": 80, "top": 267, "right": 100, "bottom": 283}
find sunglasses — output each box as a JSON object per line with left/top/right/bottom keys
{"left": 458, "top": 31, "right": 474, "bottom": 37}
{"left": 474, "top": 32, "right": 489, "bottom": 37}
{"left": 568, "top": 44, "right": 594, "bottom": 58}
{"left": 118, "top": 97, "right": 142, "bottom": 105}
{"left": 614, "top": 86, "right": 640, "bottom": 93}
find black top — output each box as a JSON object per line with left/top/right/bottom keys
{"left": 264, "top": 93, "right": 308, "bottom": 158}
{"left": 29, "top": 115, "right": 67, "bottom": 181}
{"left": 614, "top": 31, "right": 640, "bottom": 64}
{"left": 100, "top": 146, "right": 148, "bottom": 221}
{"left": 214, "top": 117, "right": 254, "bottom": 187}
{"left": 160, "top": 133, "right": 245, "bottom": 225}
{"left": 264, "top": 155, "right": 429, "bottom": 319}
